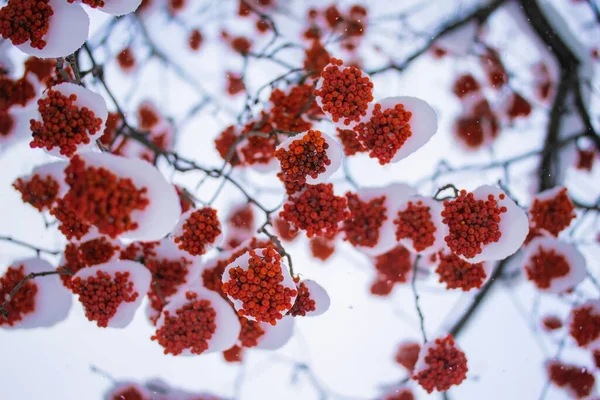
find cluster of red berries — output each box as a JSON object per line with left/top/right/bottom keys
{"left": 303, "top": 5, "right": 367, "bottom": 51}
{"left": 174, "top": 185, "right": 195, "bottom": 214}
{"left": 273, "top": 217, "right": 300, "bottom": 242}
{"left": 30, "top": 90, "right": 103, "bottom": 157}
{"left": 541, "top": 315, "right": 563, "bottom": 331}
{"left": 0, "top": 75, "right": 36, "bottom": 110}
{"left": 214, "top": 125, "right": 241, "bottom": 166}
{"left": 412, "top": 335, "right": 468, "bottom": 393}
{"left": 99, "top": 112, "right": 122, "bottom": 147}
{"left": 239, "top": 135, "right": 278, "bottom": 167}
{"left": 24, "top": 56, "right": 56, "bottom": 84}
{"left": 304, "top": 41, "right": 331, "bottom": 77}
{"left": 12, "top": 174, "right": 60, "bottom": 212}
{"left": 0, "top": 265, "right": 38, "bottom": 326}
{"left": 370, "top": 245, "right": 412, "bottom": 296}
{"left": 0, "top": 110, "right": 13, "bottom": 137}
{"left": 60, "top": 237, "right": 119, "bottom": 287}
{"left": 454, "top": 99, "right": 500, "bottom": 149}
{"left": 222, "top": 246, "right": 297, "bottom": 325}
{"left": 64, "top": 156, "right": 150, "bottom": 237}
{"left": 441, "top": 190, "right": 506, "bottom": 259}
{"left": 452, "top": 74, "right": 480, "bottom": 99}
{"left": 314, "top": 58, "right": 374, "bottom": 126}
{"left": 576, "top": 148, "right": 596, "bottom": 172}
{"left": 50, "top": 199, "right": 91, "bottom": 240}
{"left": 395, "top": 342, "right": 421, "bottom": 372}
{"left": 394, "top": 201, "right": 436, "bottom": 252}
{"left": 309, "top": 237, "right": 336, "bottom": 261}
{"left": 223, "top": 345, "right": 243, "bottom": 363}
{"left": 280, "top": 183, "right": 349, "bottom": 238}
{"left": 436, "top": 252, "right": 486, "bottom": 291}
{"left": 288, "top": 281, "right": 317, "bottom": 317}
{"left": 343, "top": 193, "right": 387, "bottom": 248}
{"left": 480, "top": 48, "right": 509, "bottom": 89}
{"left": 269, "top": 84, "right": 322, "bottom": 133}
{"left": 146, "top": 257, "right": 192, "bottom": 317}
{"left": 151, "top": 291, "right": 216, "bottom": 355}
{"left": 337, "top": 128, "right": 366, "bottom": 156}
{"left": 0, "top": 0, "right": 53, "bottom": 49}
{"left": 110, "top": 386, "right": 147, "bottom": 400}
{"left": 228, "top": 204, "right": 255, "bottom": 232}
{"left": 524, "top": 247, "right": 570, "bottom": 290}
{"left": 239, "top": 316, "right": 266, "bottom": 348}
{"left": 569, "top": 304, "right": 600, "bottom": 347}
{"left": 276, "top": 130, "right": 331, "bottom": 184}
{"left": 385, "top": 389, "right": 415, "bottom": 400}
{"left": 506, "top": 92, "right": 532, "bottom": 119}
{"left": 174, "top": 207, "right": 221, "bottom": 256}
{"left": 117, "top": 48, "right": 136, "bottom": 72}
{"left": 356, "top": 103, "right": 413, "bottom": 165}
{"left": 188, "top": 29, "right": 203, "bottom": 51}
{"left": 226, "top": 72, "right": 245, "bottom": 96}
{"left": 71, "top": 270, "right": 139, "bottom": 328}
{"left": 530, "top": 188, "right": 575, "bottom": 236}
{"left": 547, "top": 361, "right": 595, "bottom": 398}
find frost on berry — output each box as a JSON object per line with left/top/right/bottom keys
{"left": 435, "top": 251, "right": 488, "bottom": 291}
{"left": 309, "top": 236, "right": 335, "bottom": 261}
{"left": 222, "top": 246, "right": 298, "bottom": 325}
{"left": 63, "top": 152, "right": 181, "bottom": 241}
{"left": 9, "top": 0, "right": 90, "bottom": 58}
{"left": 71, "top": 260, "right": 151, "bottom": 328}
{"left": 288, "top": 279, "right": 330, "bottom": 317}
{"left": 30, "top": 83, "right": 107, "bottom": 158}
{"left": 441, "top": 185, "right": 528, "bottom": 262}
{"left": 547, "top": 360, "right": 595, "bottom": 399}
{"left": 395, "top": 196, "right": 447, "bottom": 254}
{"left": 412, "top": 334, "right": 468, "bottom": 393}
{"left": 395, "top": 341, "right": 421, "bottom": 372}
{"left": 152, "top": 284, "right": 240, "bottom": 355}
{"left": 142, "top": 239, "right": 203, "bottom": 323}
{"left": 12, "top": 161, "right": 67, "bottom": 210}
{"left": 370, "top": 245, "right": 414, "bottom": 296}
{"left": 172, "top": 207, "right": 223, "bottom": 256}
{"left": 276, "top": 130, "right": 341, "bottom": 185}
{"left": 529, "top": 186, "right": 576, "bottom": 237}
{"left": 355, "top": 96, "right": 438, "bottom": 164}
{"left": 344, "top": 184, "right": 415, "bottom": 255}
{"left": 314, "top": 58, "right": 374, "bottom": 127}
{"left": 521, "top": 237, "right": 586, "bottom": 293}
{"left": 568, "top": 300, "right": 600, "bottom": 348}
{"left": 541, "top": 315, "right": 563, "bottom": 332}
{"left": 280, "top": 183, "right": 349, "bottom": 238}
{"left": 0, "top": 258, "right": 71, "bottom": 329}
{"left": 337, "top": 128, "right": 366, "bottom": 156}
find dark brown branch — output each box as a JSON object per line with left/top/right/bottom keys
{"left": 0, "top": 236, "right": 61, "bottom": 256}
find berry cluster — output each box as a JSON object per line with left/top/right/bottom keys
{"left": 71, "top": 270, "right": 139, "bottom": 328}
{"left": 222, "top": 247, "right": 297, "bottom": 325}
{"left": 304, "top": 40, "right": 330, "bottom": 77}
{"left": 309, "top": 237, "right": 335, "bottom": 261}
{"left": 441, "top": 190, "right": 506, "bottom": 259}
{"left": 0, "top": 75, "right": 36, "bottom": 110}
{"left": 524, "top": 247, "right": 570, "bottom": 290}
{"left": 146, "top": 257, "right": 192, "bottom": 317}
{"left": 547, "top": 361, "right": 595, "bottom": 398}
{"left": 214, "top": 125, "right": 241, "bottom": 166}
{"left": 370, "top": 245, "right": 412, "bottom": 296}
{"left": 541, "top": 315, "right": 563, "bottom": 331}
{"left": 314, "top": 58, "right": 373, "bottom": 126}
{"left": 436, "top": 252, "right": 486, "bottom": 291}
{"left": 30, "top": 90, "right": 103, "bottom": 157}
{"left": 50, "top": 199, "right": 91, "bottom": 240}
{"left": 239, "top": 316, "right": 266, "bottom": 347}
{"left": 0, "top": 0, "right": 53, "bottom": 49}
{"left": 337, "top": 128, "right": 366, "bottom": 156}
{"left": 530, "top": 188, "right": 575, "bottom": 236}
{"left": 569, "top": 304, "right": 600, "bottom": 347}
{"left": 355, "top": 103, "right": 413, "bottom": 165}
{"left": 64, "top": 156, "right": 150, "bottom": 237}
{"left": 0, "top": 265, "right": 38, "bottom": 326}
{"left": 452, "top": 74, "right": 480, "bottom": 99}
{"left": 280, "top": 184, "right": 349, "bottom": 238}
{"left": 60, "top": 237, "right": 119, "bottom": 287}
{"left": 395, "top": 342, "right": 421, "bottom": 372}
{"left": 12, "top": 174, "right": 60, "bottom": 212}
{"left": 174, "top": 207, "right": 221, "bottom": 256}
{"left": 394, "top": 201, "right": 436, "bottom": 252}
{"left": 344, "top": 193, "right": 386, "bottom": 248}
{"left": 269, "top": 84, "right": 322, "bottom": 133}
{"left": 152, "top": 291, "right": 216, "bottom": 355}
{"left": 412, "top": 335, "right": 468, "bottom": 393}
{"left": 288, "top": 281, "right": 317, "bottom": 317}
{"left": 276, "top": 130, "right": 331, "bottom": 184}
